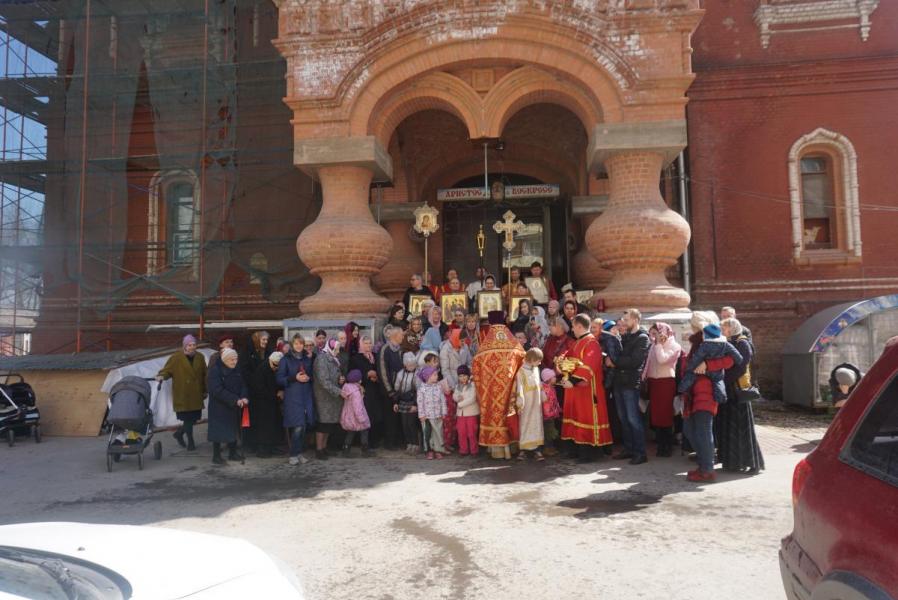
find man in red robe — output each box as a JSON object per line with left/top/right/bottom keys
{"left": 560, "top": 313, "right": 613, "bottom": 461}
{"left": 473, "top": 311, "right": 525, "bottom": 459}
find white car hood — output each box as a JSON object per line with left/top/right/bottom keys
{"left": 0, "top": 522, "right": 302, "bottom": 599}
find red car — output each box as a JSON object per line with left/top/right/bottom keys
{"left": 781, "top": 343, "right": 898, "bottom": 600}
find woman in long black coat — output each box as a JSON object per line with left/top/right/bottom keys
{"left": 718, "top": 318, "right": 765, "bottom": 474}
{"left": 349, "top": 334, "right": 384, "bottom": 447}
{"left": 207, "top": 348, "right": 249, "bottom": 465}
{"left": 247, "top": 351, "right": 285, "bottom": 458}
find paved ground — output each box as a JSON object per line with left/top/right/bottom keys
{"left": 0, "top": 421, "right": 826, "bottom": 600}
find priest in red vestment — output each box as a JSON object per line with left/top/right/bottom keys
{"left": 473, "top": 311, "right": 526, "bottom": 459}
{"left": 560, "top": 313, "right": 613, "bottom": 458}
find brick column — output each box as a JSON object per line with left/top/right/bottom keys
{"left": 585, "top": 121, "right": 690, "bottom": 310}
{"left": 297, "top": 165, "right": 394, "bottom": 316}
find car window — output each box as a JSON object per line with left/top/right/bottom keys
{"left": 843, "top": 375, "right": 898, "bottom": 487}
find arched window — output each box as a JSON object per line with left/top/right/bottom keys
{"left": 147, "top": 170, "right": 200, "bottom": 275}
{"left": 788, "top": 128, "right": 860, "bottom": 262}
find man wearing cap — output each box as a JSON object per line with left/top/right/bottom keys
{"left": 472, "top": 310, "right": 526, "bottom": 459}
{"left": 157, "top": 334, "right": 207, "bottom": 451}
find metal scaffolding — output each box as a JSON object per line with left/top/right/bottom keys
{"left": 0, "top": 0, "right": 318, "bottom": 356}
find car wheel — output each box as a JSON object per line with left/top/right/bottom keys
{"left": 106, "top": 453, "right": 113, "bottom": 472}
{"left": 32, "top": 425, "right": 41, "bottom": 443}
{"left": 154, "top": 440, "right": 162, "bottom": 460}
{"left": 6, "top": 429, "right": 14, "bottom": 447}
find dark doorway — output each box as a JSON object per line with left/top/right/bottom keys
{"left": 440, "top": 174, "right": 569, "bottom": 287}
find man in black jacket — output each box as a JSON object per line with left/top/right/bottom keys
{"left": 609, "top": 308, "right": 650, "bottom": 464}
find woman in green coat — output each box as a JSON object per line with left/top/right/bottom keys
{"left": 156, "top": 334, "right": 207, "bottom": 450}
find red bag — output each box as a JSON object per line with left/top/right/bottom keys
{"left": 241, "top": 405, "right": 250, "bottom": 428}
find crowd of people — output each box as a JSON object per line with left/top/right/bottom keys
{"left": 156, "top": 265, "right": 765, "bottom": 483}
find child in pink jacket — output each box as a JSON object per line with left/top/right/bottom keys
{"left": 341, "top": 369, "right": 373, "bottom": 458}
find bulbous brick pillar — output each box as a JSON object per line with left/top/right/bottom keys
{"left": 297, "top": 165, "right": 393, "bottom": 316}
{"left": 586, "top": 151, "right": 690, "bottom": 310}
{"left": 571, "top": 214, "right": 612, "bottom": 292}
{"left": 373, "top": 219, "right": 422, "bottom": 301}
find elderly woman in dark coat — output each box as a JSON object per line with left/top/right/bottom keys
{"left": 277, "top": 334, "right": 316, "bottom": 466}
{"left": 312, "top": 337, "right": 344, "bottom": 460}
{"left": 206, "top": 347, "right": 249, "bottom": 465}
{"left": 247, "top": 349, "right": 285, "bottom": 458}
{"left": 718, "top": 318, "right": 765, "bottom": 474}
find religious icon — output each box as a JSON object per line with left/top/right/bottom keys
{"left": 525, "top": 276, "right": 549, "bottom": 304}
{"left": 509, "top": 296, "right": 533, "bottom": 321}
{"left": 413, "top": 203, "right": 440, "bottom": 237}
{"left": 477, "top": 290, "right": 503, "bottom": 319}
{"left": 575, "top": 290, "right": 594, "bottom": 307}
{"left": 408, "top": 294, "right": 430, "bottom": 317}
{"left": 441, "top": 293, "right": 468, "bottom": 322}
{"left": 491, "top": 180, "right": 505, "bottom": 202}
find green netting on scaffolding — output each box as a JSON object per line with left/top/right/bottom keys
{"left": 25, "top": 0, "right": 319, "bottom": 320}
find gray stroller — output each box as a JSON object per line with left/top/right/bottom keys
{"left": 105, "top": 376, "right": 162, "bottom": 472}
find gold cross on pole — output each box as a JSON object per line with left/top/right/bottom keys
{"left": 493, "top": 210, "right": 524, "bottom": 316}
{"left": 493, "top": 210, "right": 524, "bottom": 251}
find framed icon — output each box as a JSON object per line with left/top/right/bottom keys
{"left": 575, "top": 290, "right": 594, "bottom": 306}
{"left": 510, "top": 296, "right": 533, "bottom": 321}
{"left": 441, "top": 293, "right": 468, "bottom": 323}
{"left": 525, "top": 276, "right": 549, "bottom": 304}
{"left": 408, "top": 294, "right": 431, "bottom": 317}
{"left": 477, "top": 290, "right": 503, "bottom": 319}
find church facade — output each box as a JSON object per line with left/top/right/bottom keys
{"left": 11, "top": 0, "right": 896, "bottom": 397}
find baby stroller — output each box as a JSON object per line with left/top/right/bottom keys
{"left": 105, "top": 376, "right": 162, "bottom": 472}
{"left": 0, "top": 373, "right": 41, "bottom": 447}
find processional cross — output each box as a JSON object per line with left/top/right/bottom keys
{"left": 493, "top": 210, "right": 524, "bottom": 315}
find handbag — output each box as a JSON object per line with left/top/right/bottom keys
{"left": 736, "top": 385, "right": 761, "bottom": 403}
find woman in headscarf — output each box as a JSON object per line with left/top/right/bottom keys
{"left": 527, "top": 306, "right": 550, "bottom": 349}
{"left": 420, "top": 305, "right": 446, "bottom": 353}
{"left": 206, "top": 347, "right": 248, "bottom": 465}
{"left": 401, "top": 316, "right": 425, "bottom": 354}
{"left": 718, "top": 317, "right": 765, "bottom": 474}
{"left": 312, "top": 337, "right": 345, "bottom": 460}
{"left": 156, "top": 334, "right": 207, "bottom": 451}
{"left": 642, "top": 322, "right": 682, "bottom": 457}
{"left": 349, "top": 334, "right": 384, "bottom": 447}
{"left": 247, "top": 345, "right": 285, "bottom": 459}
{"left": 540, "top": 317, "right": 573, "bottom": 371}
{"left": 440, "top": 328, "right": 472, "bottom": 451}
{"left": 277, "top": 333, "right": 316, "bottom": 466}
{"left": 461, "top": 313, "right": 481, "bottom": 355}
{"left": 208, "top": 334, "right": 234, "bottom": 370}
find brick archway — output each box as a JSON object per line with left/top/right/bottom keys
{"left": 482, "top": 66, "right": 603, "bottom": 140}
{"left": 367, "top": 72, "right": 483, "bottom": 148}
{"left": 274, "top": 1, "right": 703, "bottom": 315}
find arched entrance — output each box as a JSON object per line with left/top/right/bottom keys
{"left": 272, "top": 1, "right": 703, "bottom": 317}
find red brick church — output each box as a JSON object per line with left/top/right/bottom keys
{"left": 1, "top": 0, "right": 895, "bottom": 397}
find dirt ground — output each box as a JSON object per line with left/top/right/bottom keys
{"left": 0, "top": 417, "right": 825, "bottom": 600}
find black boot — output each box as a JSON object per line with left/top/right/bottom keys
{"left": 361, "top": 445, "right": 375, "bottom": 458}
{"left": 315, "top": 449, "right": 329, "bottom": 461}
{"left": 186, "top": 433, "right": 196, "bottom": 452}
{"left": 173, "top": 427, "right": 186, "bottom": 448}
{"left": 227, "top": 443, "right": 244, "bottom": 461}
{"left": 212, "top": 443, "right": 227, "bottom": 465}
{"left": 341, "top": 445, "right": 352, "bottom": 458}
